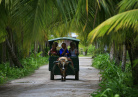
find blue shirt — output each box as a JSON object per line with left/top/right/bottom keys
{"left": 59, "top": 48, "right": 69, "bottom": 57}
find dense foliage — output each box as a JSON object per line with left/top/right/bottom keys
{"left": 0, "top": 0, "right": 137, "bottom": 94}
{"left": 0, "top": 55, "right": 48, "bottom": 84}
{"left": 91, "top": 54, "right": 138, "bottom": 97}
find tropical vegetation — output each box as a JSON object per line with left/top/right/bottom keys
{"left": 0, "top": 53, "right": 48, "bottom": 84}
{"left": 92, "top": 53, "right": 138, "bottom": 97}
{"left": 0, "top": 0, "right": 138, "bottom": 96}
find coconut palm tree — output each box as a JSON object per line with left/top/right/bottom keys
{"left": 88, "top": 0, "right": 138, "bottom": 85}
{"left": 55, "top": 0, "right": 138, "bottom": 85}
{"left": 0, "top": 0, "right": 24, "bottom": 67}
{"left": 0, "top": 0, "right": 63, "bottom": 67}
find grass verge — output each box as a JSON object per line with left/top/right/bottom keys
{"left": 91, "top": 53, "right": 138, "bottom": 97}
{"left": 0, "top": 56, "right": 49, "bottom": 85}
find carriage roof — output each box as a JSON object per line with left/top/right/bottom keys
{"left": 48, "top": 37, "right": 80, "bottom": 42}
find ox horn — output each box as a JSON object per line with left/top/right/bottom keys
{"left": 53, "top": 61, "right": 59, "bottom": 64}
{"left": 66, "top": 61, "right": 72, "bottom": 64}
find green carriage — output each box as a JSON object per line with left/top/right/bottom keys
{"left": 48, "top": 37, "right": 80, "bottom": 80}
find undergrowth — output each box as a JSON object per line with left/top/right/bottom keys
{"left": 91, "top": 53, "right": 138, "bottom": 97}
{"left": 0, "top": 53, "right": 48, "bottom": 84}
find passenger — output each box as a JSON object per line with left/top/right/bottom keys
{"left": 48, "top": 42, "right": 58, "bottom": 56}
{"left": 69, "top": 42, "right": 78, "bottom": 57}
{"left": 54, "top": 42, "right": 60, "bottom": 56}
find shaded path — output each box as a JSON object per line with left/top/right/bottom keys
{"left": 0, "top": 57, "right": 100, "bottom": 97}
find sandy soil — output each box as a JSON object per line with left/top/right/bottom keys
{"left": 0, "top": 57, "right": 100, "bottom": 97}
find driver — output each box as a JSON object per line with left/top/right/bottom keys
{"left": 59, "top": 43, "right": 69, "bottom": 57}
{"left": 59, "top": 43, "right": 74, "bottom": 67}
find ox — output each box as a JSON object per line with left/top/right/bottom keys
{"left": 53, "top": 57, "right": 71, "bottom": 81}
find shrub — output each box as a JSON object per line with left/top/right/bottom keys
{"left": 0, "top": 70, "right": 7, "bottom": 84}
{"left": 0, "top": 55, "right": 48, "bottom": 84}
{"left": 91, "top": 54, "right": 138, "bottom": 97}
{"left": 92, "top": 53, "right": 110, "bottom": 69}
{"left": 87, "top": 45, "right": 95, "bottom": 54}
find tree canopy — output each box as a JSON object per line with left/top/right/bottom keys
{"left": 0, "top": 0, "right": 138, "bottom": 85}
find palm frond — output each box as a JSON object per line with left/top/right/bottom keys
{"left": 11, "top": 0, "right": 55, "bottom": 43}
{"left": 88, "top": 9, "right": 138, "bottom": 42}
{"left": 119, "top": 0, "right": 138, "bottom": 12}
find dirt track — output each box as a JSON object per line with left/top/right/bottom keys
{"left": 0, "top": 57, "right": 100, "bottom": 97}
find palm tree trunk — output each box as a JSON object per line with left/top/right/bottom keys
{"left": 94, "top": 41, "right": 99, "bottom": 49}
{"left": 10, "top": 36, "right": 14, "bottom": 67}
{"left": 115, "top": 48, "right": 120, "bottom": 66}
{"left": 2, "top": 41, "right": 7, "bottom": 63}
{"left": 9, "top": 53, "right": 14, "bottom": 67}
{"left": 110, "top": 42, "right": 114, "bottom": 61}
{"left": 45, "top": 41, "right": 49, "bottom": 56}
{"left": 127, "top": 42, "right": 138, "bottom": 85}
{"left": 21, "top": 31, "right": 23, "bottom": 48}
{"left": 114, "top": 45, "right": 122, "bottom": 66}
{"left": 85, "top": 49, "right": 88, "bottom": 56}
{"left": 0, "top": 43, "right": 2, "bottom": 64}
{"left": 20, "top": 31, "right": 24, "bottom": 59}
{"left": 121, "top": 44, "right": 126, "bottom": 71}
{"left": 6, "top": 39, "right": 23, "bottom": 68}
{"left": 6, "top": 26, "right": 15, "bottom": 67}
{"left": 38, "top": 44, "right": 43, "bottom": 57}
{"left": 34, "top": 41, "right": 38, "bottom": 54}
{"left": 131, "top": 46, "right": 138, "bottom": 85}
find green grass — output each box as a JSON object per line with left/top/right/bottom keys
{"left": 91, "top": 53, "right": 138, "bottom": 97}
{"left": 0, "top": 56, "right": 49, "bottom": 85}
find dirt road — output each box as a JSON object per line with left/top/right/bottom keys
{"left": 0, "top": 57, "right": 100, "bottom": 97}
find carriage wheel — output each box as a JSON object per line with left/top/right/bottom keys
{"left": 75, "top": 71, "right": 79, "bottom": 80}
{"left": 50, "top": 71, "right": 54, "bottom": 80}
